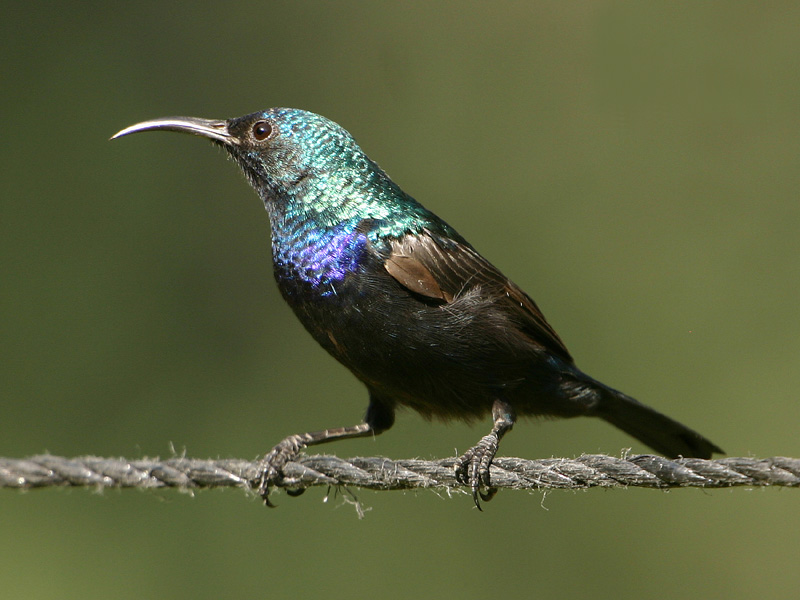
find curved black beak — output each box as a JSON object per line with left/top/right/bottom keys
{"left": 111, "top": 116, "right": 236, "bottom": 145}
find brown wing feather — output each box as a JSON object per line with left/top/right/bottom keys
{"left": 384, "top": 253, "right": 451, "bottom": 302}
{"left": 383, "top": 231, "right": 573, "bottom": 362}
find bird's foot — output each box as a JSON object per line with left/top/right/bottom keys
{"left": 455, "top": 433, "right": 500, "bottom": 510}
{"left": 255, "top": 435, "right": 307, "bottom": 507}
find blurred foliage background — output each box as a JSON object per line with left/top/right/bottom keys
{"left": 2, "top": 2, "right": 799, "bottom": 598}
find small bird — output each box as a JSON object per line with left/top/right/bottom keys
{"left": 113, "top": 108, "right": 723, "bottom": 508}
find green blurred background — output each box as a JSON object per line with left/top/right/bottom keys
{"left": 2, "top": 2, "right": 799, "bottom": 598}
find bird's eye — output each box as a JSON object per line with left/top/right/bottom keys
{"left": 252, "top": 121, "right": 273, "bottom": 141}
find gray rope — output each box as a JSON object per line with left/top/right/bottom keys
{"left": 1, "top": 454, "right": 798, "bottom": 495}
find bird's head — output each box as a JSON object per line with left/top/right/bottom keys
{"left": 112, "top": 108, "right": 377, "bottom": 205}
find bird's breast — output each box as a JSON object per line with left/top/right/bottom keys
{"left": 271, "top": 222, "right": 373, "bottom": 300}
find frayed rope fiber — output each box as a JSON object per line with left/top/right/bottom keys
{"left": 2, "top": 454, "right": 798, "bottom": 495}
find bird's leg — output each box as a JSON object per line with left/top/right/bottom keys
{"left": 256, "top": 423, "right": 377, "bottom": 506}
{"left": 257, "top": 397, "right": 395, "bottom": 506}
{"left": 455, "top": 399, "right": 516, "bottom": 510}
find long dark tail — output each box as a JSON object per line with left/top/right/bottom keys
{"left": 593, "top": 382, "right": 723, "bottom": 459}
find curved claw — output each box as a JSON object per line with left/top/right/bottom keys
{"left": 256, "top": 434, "right": 307, "bottom": 506}
{"left": 455, "top": 432, "right": 501, "bottom": 510}
{"left": 479, "top": 487, "right": 498, "bottom": 503}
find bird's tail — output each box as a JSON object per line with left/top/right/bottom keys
{"left": 592, "top": 382, "right": 723, "bottom": 459}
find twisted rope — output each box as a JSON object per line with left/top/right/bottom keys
{"left": 1, "top": 454, "right": 798, "bottom": 496}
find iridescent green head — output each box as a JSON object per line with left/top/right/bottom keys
{"left": 113, "top": 108, "right": 378, "bottom": 203}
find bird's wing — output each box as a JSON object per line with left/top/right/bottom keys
{"left": 382, "top": 230, "right": 573, "bottom": 362}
